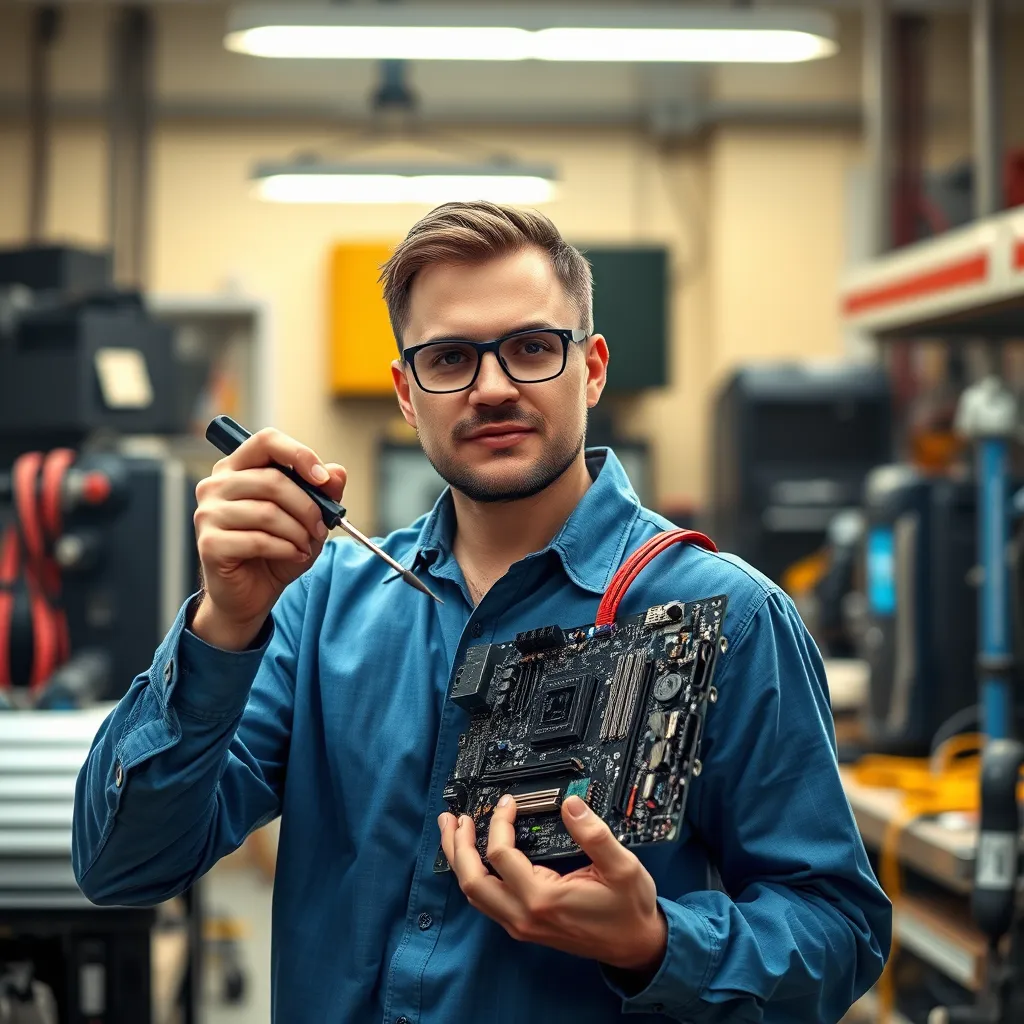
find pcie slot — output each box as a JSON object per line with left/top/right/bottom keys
{"left": 480, "top": 757, "right": 583, "bottom": 786}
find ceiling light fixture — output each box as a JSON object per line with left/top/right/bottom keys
{"left": 251, "top": 160, "right": 558, "bottom": 205}
{"left": 225, "top": 5, "right": 838, "bottom": 64}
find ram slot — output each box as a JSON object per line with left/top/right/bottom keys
{"left": 615, "top": 656, "right": 652, "bottom": 743}
{"left": 609, "top": 652, "right": 639, "bottom": 741}
{"left": 601, "top": 654, "right": 629, "bottom": 742}
{"left": 516, "top": 660, "right": 540, "bottom": 716}
{"left": 618, "top": 652, "right": 646, "bottom": 739}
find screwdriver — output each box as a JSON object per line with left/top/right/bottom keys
{"left": 206, "top": 415, "right": 443, "bottom": 604}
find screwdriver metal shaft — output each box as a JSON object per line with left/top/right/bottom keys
{"left": 333, "top": 517, "right": 443, "bottom": 604}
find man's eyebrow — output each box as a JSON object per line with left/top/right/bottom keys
{"left": 416, "top": 321, "right": 556, "bottom": 346}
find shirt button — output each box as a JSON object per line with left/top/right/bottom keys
{"left": 114, "top": 761, "right": 123, "bottom": 787}
{"left": 652, "top": 1005, "right": 664, "bottom": 1013}
{"left": 417, "top": 912, "right": 432, "bottom": 930}
{"left": 395, "top": 1017, "right": 410, "bottom": 1024}
{"left": 163, "top": 659, "right": 174, "bottom": 684}
{"left": 471, "top": 622, "right": 483, "bottom": 638}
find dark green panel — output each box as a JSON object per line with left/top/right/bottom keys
{"left": 584, "top": 246, "right": 668, "bottom": 392}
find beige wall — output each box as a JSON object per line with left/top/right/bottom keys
{"left": 2, "top": 3, "right": 1004, "bottom": 527}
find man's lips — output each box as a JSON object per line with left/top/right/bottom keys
{"left": 462, "top": 424, "right": 536, "bottom": 446}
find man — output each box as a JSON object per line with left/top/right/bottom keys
{"left": 73, "top": 202, "right": 890, "bottom": 1022}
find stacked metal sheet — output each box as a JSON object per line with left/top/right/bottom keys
{"left": 0, "top": 706, "right": 113, "bottom": 909}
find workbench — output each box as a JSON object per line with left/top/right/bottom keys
{"left": 825, "top": 657, "right": 993, "bottom": 999}
{"left": 841, "top": 766, "right": 992, "bottom": 995}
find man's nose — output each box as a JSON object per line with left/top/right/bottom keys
{"left": 470, "top": 352, "right": 520, "bottom": 406}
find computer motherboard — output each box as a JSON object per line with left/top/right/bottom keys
{"left": 435, "top": 595, "right": 728, "bottom": 871}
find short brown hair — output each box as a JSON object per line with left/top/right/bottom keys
{"left": 379, "top": 201, "right": 593, "bottom": 351}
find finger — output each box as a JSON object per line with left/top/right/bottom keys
{"left": 561, "top": 796, "right": 637, "bottom": 883}
{"left": 199, "top": 528, "right": 310, "bottom": 566}
{"left": 439, "top": 812, "right": 457, "bottom": 867}
{"left": 224, "top": 427, "right": 331, "bottom": 487}
{"left": 209, "top": 469, "right": 328, "bottom": 541}
{"left": 206, "top": 499, "right": 314, "bottom": 554}
{"left": 485, "top": 796, "right": 535, "bottom": 896}
{"left": 450, "top": 815, "right": 524, "bottom": 924}
{"left": 320, "top": 463, "right": 348, "bottom": 505}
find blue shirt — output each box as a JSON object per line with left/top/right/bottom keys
{"left": 73, "top": 449, "right": 890, "bottom": 1023}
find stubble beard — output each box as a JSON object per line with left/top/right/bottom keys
{"left": 419, "top": 418, "right": 586, "bottom": 504}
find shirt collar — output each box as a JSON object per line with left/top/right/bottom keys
{"left": 413, "top": 447, "right": 642, "bottom": 595}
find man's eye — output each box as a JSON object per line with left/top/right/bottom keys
{"left": 432, "top": 349, "right": 467, "bottom": 367}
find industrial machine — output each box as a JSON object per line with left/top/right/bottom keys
{"left": 708, "top": 363, "right": 892, "bottom": 585}
{"left": 852, "top": 466, "right": 981, "bottom": 756}
{"left": 0, "top": 245, "right": 201, "bottom": 1023}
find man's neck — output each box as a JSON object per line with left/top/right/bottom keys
{"left": 451, "top": 453, "right": 593, "bottom": 596}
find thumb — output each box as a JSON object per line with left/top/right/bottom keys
{"left": 561, "top": 796, "right": 634, "bottom": 881}
{"left": 321, "top": 463, "right": 347, "bottom": 504}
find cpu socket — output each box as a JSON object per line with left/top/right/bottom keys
{"left": 528, "top": 674, "right": 596, "bottom": 749}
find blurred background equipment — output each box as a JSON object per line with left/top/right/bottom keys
{"left": 0, "top": 244, "right": 205, "bottom": 1024}
{"left": 0, "top": 245, "right": 197, "bottom": 706}
{"left": 849, "top": 466, "right": 981, "bottom": 756}
{"left": 707, "top": 362, "right": 892, "bottom": 585}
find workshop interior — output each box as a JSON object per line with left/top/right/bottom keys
{"left": 1, "top": 0, "right": 1024, "bottom": 1021}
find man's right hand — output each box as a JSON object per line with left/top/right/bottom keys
{"left": 190, "top": 428, "right": 347, "bottom": 651}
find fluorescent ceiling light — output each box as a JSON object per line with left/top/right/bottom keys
{"left": 252, "top": 162, "right": 557, "bottom": 205}
{"left": 226, "top": 5, "right": 838, "bottom": 64}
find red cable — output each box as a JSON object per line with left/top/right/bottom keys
{"left": 41, "top": 449, "right": 74, "bottom": 663}
{"left": 595, "top": 528, "right": 717, "bottom": 627}
{"left": 41, "top": 448, "right": 75, "bottom": 542}
{"left": 13, "top": 453, "right": 44, "bottom": 564}
{"left": 0, "top": 525, "right": 19, "bottom": 689}
{"left": 10, "top": 450, "right": 70, "bottom": 690}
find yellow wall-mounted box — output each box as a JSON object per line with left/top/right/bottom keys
{"left": 328, "top": 242, "right": 400, "bottom": 397}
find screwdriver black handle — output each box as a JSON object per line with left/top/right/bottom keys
{"left": 205, "top": 415, "right": 346, "bottom": 529}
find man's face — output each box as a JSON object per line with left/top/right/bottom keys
{"left": 391, "top": 247, "right": 608, "bottom": 503}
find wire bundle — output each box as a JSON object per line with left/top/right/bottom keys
{"left": 595, "top": 528, "right": 718, "bottom": 627}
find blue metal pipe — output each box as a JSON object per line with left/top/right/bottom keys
{"left": 980, "top": 437, "right": 1012, "bottom": 739}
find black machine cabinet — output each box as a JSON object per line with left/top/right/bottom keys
{"left": 0, "top": 298, "right": 181, "bottom": 455}
{"left": 857, "top": 466, "right": 979, "bottom": 755}
{"left": 709, "top": 363, "right": 892, "bottom": 584}
{"left": 0, "top": 909, "right": 154, "bottom": 1024}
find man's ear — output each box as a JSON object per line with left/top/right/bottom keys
{"left": 392, "top": 359, "right": 417, "bottom": 428}
{"left": 584, "top": 334, "right": 609, "bottom": 409}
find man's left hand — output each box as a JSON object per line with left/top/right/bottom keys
{"left": 438, "top": 794, "right": 667, "bottom": 974}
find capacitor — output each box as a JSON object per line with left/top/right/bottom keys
{"left": 653, "top": 672, "right": 683, "bottom": 703}
{"left": 642, "top": 773, "right": 657, "bottom": 801}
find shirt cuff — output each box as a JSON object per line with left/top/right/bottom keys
{"left": 156, "top": 592, "right": 275, "bottom": 721}
{"left": 601, "top": 899, "right": 717, "bottom": 1017}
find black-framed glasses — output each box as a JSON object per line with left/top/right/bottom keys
{"left": 402, "top": 328, "right": 589, "bottom": 394}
